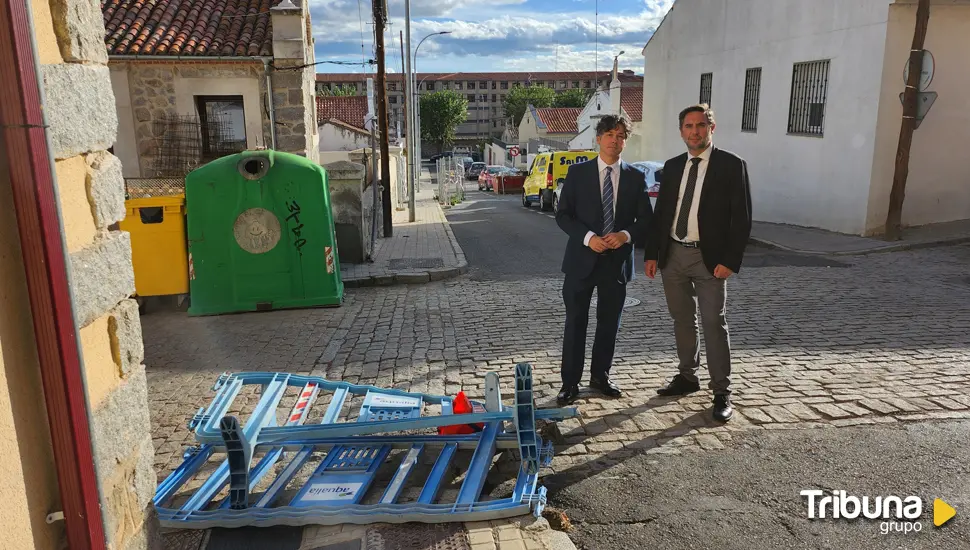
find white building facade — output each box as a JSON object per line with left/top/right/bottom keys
{"left": 641, "top": 0, "right": 970, "bottom": 235}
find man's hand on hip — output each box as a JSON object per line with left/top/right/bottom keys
{"left": 644, "top": 260, "right": 657, "bottom": 279}
{"left": 603, "top": 232, "right": 628, "bottom": 249}
{"left": 588, "top": 235, "right": 609, "bottom": 253}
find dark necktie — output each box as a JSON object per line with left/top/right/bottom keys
{"left": 675, "top": 157, "right": 702, "bottom": 240}
{"left": 602, "top": 166, "right": 614, "bottom": 235}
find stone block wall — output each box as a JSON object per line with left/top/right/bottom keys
{"left": 41, "top": 1, "right": 159, "bottom": 548}
{"left": 272, "top": 59, "right": 319, "bottom": 163}
{"left": 325, "top": 160, "right": 372, "bottom": 263}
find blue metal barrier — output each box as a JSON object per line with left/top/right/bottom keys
{"left": 154, "top": 364, "right": 578, "bottom": 528}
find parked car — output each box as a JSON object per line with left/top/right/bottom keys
{"left": 524, "top": 150, "right": 596, "bottom": 211}
{"left": 479, "top": 165, "right": 511, "bottom": 191}
{"left": 467, "top": 162, "right": 486, "bottom": 180}
{"left": 629, "top": 161, "right": 664, "bottom": 207}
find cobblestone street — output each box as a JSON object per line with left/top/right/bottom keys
{"left": 143, "top": 241, "right": 970, "bottom": 479}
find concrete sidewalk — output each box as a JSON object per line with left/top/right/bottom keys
{"left": 341, "top": 173, "right": 467, "bottom": 287}
{"left": 750, "top": 218, "right": 970, "bottom": 255}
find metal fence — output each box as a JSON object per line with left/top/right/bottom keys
{"left": 435, "top": 157, "right": 466, "bottom": 206}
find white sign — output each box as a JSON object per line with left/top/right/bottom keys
{"left": 903, "top": 50, "right": 934, "bottom": 91}
{"left": 509, "top": 146, "right": 520, "bottom": 157}
{"left": 302, "top": 482, "right": 362, "bottom": 501}
{"left": 369, "top": 394, "right": 421, "bottom": 408}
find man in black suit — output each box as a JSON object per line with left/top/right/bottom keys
{"left": 644, "top": 104, "right": 752, "bottom": 422}
{"left": 555, "top": 115, "right": 653, "bottom": 405}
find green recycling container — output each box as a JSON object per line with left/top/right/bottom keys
{"left": 185, "top": 150, "right": 343, "bottom": 316}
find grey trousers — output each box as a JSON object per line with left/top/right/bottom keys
{"left": 660, "top": 243, "right": 732, "bottom": 395}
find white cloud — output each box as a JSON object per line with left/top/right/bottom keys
{"left": 311, "top": 0, "right": 671, "bottom": 72}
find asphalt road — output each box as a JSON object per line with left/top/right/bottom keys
{"left": 444, "top": 184, "right": 853, "bottom": 280}
{"left": 546, "top": 420, "right": 970, "bottom": 550}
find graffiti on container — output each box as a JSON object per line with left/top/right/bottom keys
{"left": 285, "top": 200, "right": 308, "bottom": 255}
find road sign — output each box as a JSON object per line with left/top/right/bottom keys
{"left": 509, "top": 146, "right": 520, "bottom": 157}
{"left": 903, "top": 50, "right": 934, "bottom": 91}
{"left": 898, "top": 91, "right": 937, "bottom": 129}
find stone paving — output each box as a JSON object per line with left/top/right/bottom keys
{"left": 142, "top": 242, "right": 970, "bottom": 547}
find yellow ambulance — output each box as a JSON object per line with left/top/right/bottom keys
{"left": 521, "top": 149, "right": 597, "bottom": 211}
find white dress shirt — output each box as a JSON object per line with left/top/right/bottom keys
{"left": 670, "top": 144, "right": 712, "bottom": 243}
{"left": 583, "top": 157, "right": 631, "bottom": 247}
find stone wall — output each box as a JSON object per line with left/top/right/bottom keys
{"left": 272, "top": 59, "right": 319, "bottom": 162}
{"left": 325, "top": 160, "right": 372, "bottom": 263}
{"left": 110, "top": 59, "right": 320, "bottom": 175}
{"left": 41, "top": 1, "right": 159, "bottom": 548}
{"left": 110, "top": 61, "right": 272, "bottom": 177}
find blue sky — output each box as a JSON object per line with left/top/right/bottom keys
{"left": 309, "top": 0, "right": 673, "bottom": 74}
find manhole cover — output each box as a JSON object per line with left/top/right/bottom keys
{"left": 389, "top": 257, "right": 445, "bottom": 270}
{"left": 591, "top": 296, "right": 640, "bottom": 308}
{"left": 366, "top": 523, "right": 469, "bottom": 550}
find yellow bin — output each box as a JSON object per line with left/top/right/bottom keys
{"left": 119, "top": 195, "right": 189, "bottom": 296}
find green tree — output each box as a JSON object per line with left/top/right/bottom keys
{"left": 555, "top": 88, "right": 594, "bottom": 108}
{"left": 503, "top": 85, "right": 555, "bottom": 127}
{"left": 320, "top": 84, "right": 359, "bottom": 96}
{"left": 420, "top": 90, "right": 468, "bottom": 152}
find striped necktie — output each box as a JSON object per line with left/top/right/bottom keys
{"left": 602, "top": 166, "right": 614, "bottom": 235}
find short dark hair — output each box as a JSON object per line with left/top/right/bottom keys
{"left": 678, "top": 103, "right": 716, "bottom": 128}
{"left": 595, "top": 114, "right": 631, "bottom": 137}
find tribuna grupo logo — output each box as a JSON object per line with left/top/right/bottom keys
{"left": 801, "top": 490, "right": 925, "bottom": 534}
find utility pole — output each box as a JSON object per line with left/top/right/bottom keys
{"left": 404, "top": 0, "right": 416, "bottom": 222}
{"left": 399, "top": 30, "right": 410, "bottom": 212}
{"left": 373, "top": 0, "right": 393, "bottom": 236}
{"left": 885, "top": 0, "right": 931, "bottom": 241}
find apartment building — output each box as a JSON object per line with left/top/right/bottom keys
{"left": 315, "top": 71, "right": 641, "bottom": 150}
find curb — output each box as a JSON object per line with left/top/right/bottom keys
{"left": 341, "top": 201, "right": 469, "bottom": 288}
{"left": 748, "top": 235, "right": 970, "bottom": 257}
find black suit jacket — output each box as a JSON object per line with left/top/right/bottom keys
{"left": 556, "top": 158, "right": 653, "bottom": 282}
{"left": 645, "top": 147, "right": 753, "bottom": 274}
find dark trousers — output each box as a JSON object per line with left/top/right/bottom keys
{"left": 560, "top": 257, "right": 626, "bottom": 387}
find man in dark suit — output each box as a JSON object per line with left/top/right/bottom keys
{"left": 555, "top": 115, "right": 653, "bottom": 405}
{"left": 644, "top": 104, "right": 752, "bottom": 422}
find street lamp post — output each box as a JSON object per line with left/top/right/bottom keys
{"left": 412, "top": 31, "right": 451, "bottom": 193}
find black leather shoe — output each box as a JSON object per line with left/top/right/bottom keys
{"left": 589, "top": 376, "right": 622, "bottom": 398}
{"left": 656, "top": 375, "right": 701, "bottom": 396}
{"left": 557, "top": 385, "right": 580, "bottom": 405}
{"left": 713, "top": 394, "right": 734, "bottom": 422}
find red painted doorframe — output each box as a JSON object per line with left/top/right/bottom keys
{"left": 0, "top": 1, "right": 108, "bottom": 548}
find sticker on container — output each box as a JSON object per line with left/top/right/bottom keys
{"left": 368, "top": 394, "right": 421, "bottom": 408}
{"left": 233, "top": 208, "right": 281, "bottom": 254}
{"left": 302, "top": 482, "right": 362, "bottom": 501}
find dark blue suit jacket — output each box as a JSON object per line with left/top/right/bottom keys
{"left": 555, "top": 158, "right": 653, "bottom": 283}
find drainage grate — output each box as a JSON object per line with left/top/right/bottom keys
{"left": 366, "top": 523, "right": 470, "bottom": 550}
{"left": 389, "top": 257, "right": 445, "bottom": 270}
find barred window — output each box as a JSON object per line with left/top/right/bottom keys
{"left": 741, "top": 68, "right": 762, "bottom": 132}
{"left": 788, "top": 60, "right": 830, "bottom": 136}
{"left": 699, "top": 73, "right": 712, "bottom": 105}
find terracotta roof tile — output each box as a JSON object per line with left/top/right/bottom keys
{"left": 102, "top": 0, "right": 282, "bottom": 56}
{"left": 535, "top": 107, "right": 582, "bottom": 134}
{"left": 316, "top": 95, "right": 368, "bottom": 130}
{"left": 620, "top": 87, "right": 643, "bottom": 122}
